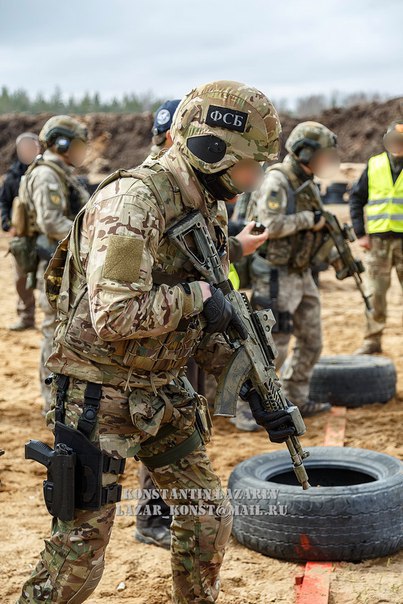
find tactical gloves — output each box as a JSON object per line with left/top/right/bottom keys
{"left": 202, "top": 285, "right": 247, "bottom": 338}
{"left": 240, "top": 381, "right": 296, "bottom": 444}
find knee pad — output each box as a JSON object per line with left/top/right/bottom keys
{"left": 214, "top": 498, "right": 233, "bottom": 550}
{"left": 67, "top": 558, "right": 105, "bottom": 604}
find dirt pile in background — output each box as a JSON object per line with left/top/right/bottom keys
{"left": 0, "top": 112, "right": 154, "bottom": 177}
{"left": 280, "top": 96, "right": 403, "bottom": 162}
{"left": 0, "top": 96, "right": 401, "bottom": 179}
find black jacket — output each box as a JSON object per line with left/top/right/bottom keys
{"left": 0, "top": 160, "right": 28, "bottom": 231}
{"left": 349, "top": 154, "right": 403, "bottom": 239}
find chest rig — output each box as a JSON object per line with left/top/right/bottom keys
{"left": 45, "top": 163, "right": 225, "bottom": 382}
{"left": 264, "top": 162, "right": 324, "bottom": 272}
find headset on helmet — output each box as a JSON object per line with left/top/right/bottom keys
{"left": 286, "top": 121, "right": 337, "bottom": 165}
{"left": 39, "top": 116, "right": 88, "bottom": 153}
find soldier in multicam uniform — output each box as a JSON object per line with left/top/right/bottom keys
{"left": 136, "top": 98, "right": 270, "bottom": 549}
{"left": 244, "top": 121, "right": 340, "bottom": 426}
{"left": 18, "top": 80, "right": 285, "bottom": 604}
{"left": 17, "top": 116, "right": 89, "bottom": 412}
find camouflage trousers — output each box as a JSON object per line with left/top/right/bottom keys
{"left": 18, "top": 376, "right": 232, "bottom": 604}
{"left": 37, "top": 259, "right": 56, "bottom": 411}
{"left": 137, "top": 359, "right": 207, "bottom": 528}
{"left": 251, "top": 258, "right": 322, "bottom": 406}
{"left": 363, "top": 236, "right": 403, "bottom": 343}
{"left": 12, "top": 254, "right": 35, "bottom": 326}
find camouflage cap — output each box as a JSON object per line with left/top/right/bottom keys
{"left": 39, "top": 115, "right": 88, "bottom": 147}
{"left": 285, "top": 121, "right": 337, "bottom": 156}
{"left": 170, "top": 80, "right": 281, "bottom": 174}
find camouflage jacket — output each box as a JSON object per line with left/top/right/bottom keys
{"left": 18, "top": 150, "right": 89, "bottom": 240}
{"left": 46, "top": 148, "right": 232, "bottom": 390}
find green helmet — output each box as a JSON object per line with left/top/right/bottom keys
{"left": 170, "top": 80, "right": 281, "bottom": 175}
{"left": 39, "top": 115, "right": 88, "bottom": 148}
{"left": 286, "top": 121, "right": 337, "bottom": 164}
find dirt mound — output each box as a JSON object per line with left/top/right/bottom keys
{"left": 0, "top": 97, "right": 402, "bottom": 179}
{"left": 280, "top": 97, "right": 403, "bottom": 163}
{"left": 0, "top": 111, "right": 154, "bottom": 178}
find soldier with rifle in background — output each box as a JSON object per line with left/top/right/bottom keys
{"left": 11, "top": 116, "right": 89, "bottom": 413}
{"left": 244, "top": 121, "right": 370, "bottom": 431}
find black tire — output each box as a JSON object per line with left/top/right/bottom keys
{"left": 309, "top": 355, "right": 396, "bottom": 407}
{"left": 228, "top": 447, "right": 403, "bottom": 562}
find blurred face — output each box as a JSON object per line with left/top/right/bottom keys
{"left": 309, "top": 147, "right": 340, "bottom": 178}
{"left": 65, "top": 138, "right": 88, "bottom": 168}
{"left": 384, "top": 128, "right": 403, "bottom": 157}
{"left": 16, "top": 137, "right": 40, "bottom": 165}
{"left": 227, "top": 159, "right": 264, "bottom": 193}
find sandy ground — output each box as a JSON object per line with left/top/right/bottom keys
{"left": 0, "top": 210, "right": 402, "bottom": 603}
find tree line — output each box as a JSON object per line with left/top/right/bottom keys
{"left": 0, "top": 86, "right": 388, "bottom": 116}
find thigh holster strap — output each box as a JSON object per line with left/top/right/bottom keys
{"left": 101, "top": 482, "right": 122, "bottom": 506}
{"left": 137, "top": 428, "right": 202, "bottom": 470}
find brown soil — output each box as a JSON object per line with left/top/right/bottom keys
{"left": 0, "top": 96, "right": 402, "bottom": 179}
{"left": 0, "top": 206, "right": 402, "bottom": 602}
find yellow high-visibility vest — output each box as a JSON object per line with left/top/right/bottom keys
{"left": 228, "top": 263, "right": 240, "bottom": 290}
{"left": 366, "top": 152, "right": 403, "bottom": 234}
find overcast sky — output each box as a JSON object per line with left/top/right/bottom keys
{"left": 0, "top": 0, "right": 402, "bottom": 107}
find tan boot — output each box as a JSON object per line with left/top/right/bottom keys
{"left": 354, "top": 339, "right": 382, "bottom": 355}
{"left": 9, "top": 319, "right": 35, "bottom": 331}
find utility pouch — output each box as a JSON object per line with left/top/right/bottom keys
{"left": 8, "top": 235, "right": 38, "bottom": 273}
{"left": 195, "top": 394, "right": 213, "bottom": 444}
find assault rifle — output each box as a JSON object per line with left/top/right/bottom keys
{"left": 167, "top": 211, "right": 310, "bottom": 490}
{"left": 320, "top": 210, "right": 372, "bottom": 311}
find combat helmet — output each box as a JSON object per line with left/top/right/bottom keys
{"left": 39, "top": 115, "right": 88, "bottom": 149}
{"left": 285, "top": 121, "right": 337, "bottom": 165}
{"left": 170, "top": 80, "right": 281, "bottom": 198}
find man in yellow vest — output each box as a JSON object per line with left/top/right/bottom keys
{"left": 350, "top": 121, "right": 403, "bottom": 354}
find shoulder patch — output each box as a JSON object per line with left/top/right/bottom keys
{"left": 49, "top": 192, "right": 62, "bottom": 205}
{"left": 102, "top": 235, "right": 144, "bottom": 283}
{"left": 268, "top": 194, "right": 280, "bottom": 210}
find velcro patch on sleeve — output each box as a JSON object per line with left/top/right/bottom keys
{"left": 102, "top": 235, "right": 144, "bottom": 283}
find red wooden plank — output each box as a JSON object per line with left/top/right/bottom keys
{"left": 295, "top": 562, "right": 332, "bottom": 604}
{"left": 324, "top": 406, "right": 347, "bottom": 447}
